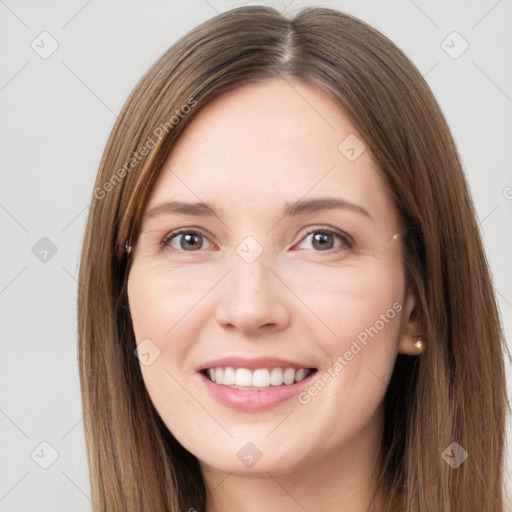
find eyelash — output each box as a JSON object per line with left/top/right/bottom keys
{"left": 160, "top": 227, "right": 354, "bottom": 254}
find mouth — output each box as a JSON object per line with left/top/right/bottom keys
{"left": 200, "top": 366, "right": 318, "bottom": 391}
{"left": 196, "top": 358, "right": 318, "bottom": 411}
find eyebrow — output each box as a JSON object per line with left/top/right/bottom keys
{"left": 144, "top": 197, "right": 373, "bottom": 221}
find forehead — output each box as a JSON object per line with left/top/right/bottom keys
{"left": 144, "top": 78, "right": 394, "bottom": 225}
{"left": 165, "top": 78, "right": 369, "bottom": 174}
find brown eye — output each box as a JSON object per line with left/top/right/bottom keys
{"left": 162, "top": 231, "right": 211, "bottom": 251}
{"left": 311, "top": 232, "right": 335, "bottom": 250}
{"left": 295, "top": 229, "right": 352, "bottom": 252}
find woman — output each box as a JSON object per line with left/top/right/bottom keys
{"left": 78, "top": 5, "right": 509, "bottom": 511}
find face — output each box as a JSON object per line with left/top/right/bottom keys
{"left": 127, "top": 78, "right": 417, "bottom": 477}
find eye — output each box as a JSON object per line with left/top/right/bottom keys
{"left": 160, "top": 227, "right": 353, "bottom": 253}
{"left": 294, "top": 228, "right": 353, "bottom": 252}
{"left": 161, "top": 230, "right": 213, "bottom": 251}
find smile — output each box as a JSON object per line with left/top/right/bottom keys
{"left": 203, "top": 367, "right": 315, "bottom": 390}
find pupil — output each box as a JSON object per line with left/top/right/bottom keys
{"left": 182, "top": 233, "right": 202, "bottom": 250}
{"left": 313, "top": 233, "right": 333, "bottom": 250}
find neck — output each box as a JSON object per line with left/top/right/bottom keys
{"left": 201, "top": 404, "right": 387, "bottom": 512}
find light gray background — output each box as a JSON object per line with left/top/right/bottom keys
{"left": 1, "top": 0, "right": 511, "bottom": 510}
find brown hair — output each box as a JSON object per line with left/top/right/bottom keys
{"left": 78, "top": 6, "right": 509, "bottom": 511}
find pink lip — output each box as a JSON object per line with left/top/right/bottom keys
{"left": 196, "top": 357, "right": 315, "bottom": 372}
{"left": 195, "top": 357, "right": 317, "bottom": 412}
{"left": 198, "top": 370, "right": 317, "bottom": 412}
{"left": 197, "top": 357, "right": 317, "bottom": 412}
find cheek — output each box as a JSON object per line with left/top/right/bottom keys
{"left": 127, "top": 266, "right": 153, "bottom": 337}
{"left": 291, "top": 277, "right": 404, "bottom": 442}
{"left": 127, "top": 264, "right": 201, "bottom": 343}
{"left": 127, "top": 263, "right": 213, "bottom": 391}
{"left": 291, "top": 264, "right": 405, "bottom": 418}
{"left": 285, "top": 259, "right": 405, "bottom": 349}
{"left": 127, "top": 266, "right": 198, "bottom": 418}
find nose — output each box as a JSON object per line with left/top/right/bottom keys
{"left": 214, "top": 255, "right": 291, "bottom": 336}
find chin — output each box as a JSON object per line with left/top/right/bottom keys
{"left": 197, "top": 450, "right": 304, "bottom": 477}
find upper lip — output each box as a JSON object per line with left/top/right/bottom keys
{"left": 196, "top": 357, "right": 316, "bottom": 372}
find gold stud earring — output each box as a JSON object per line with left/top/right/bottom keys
{"left": 125, "top": 239, "right": 132, "bottom": 254}
{"left": 414, "top": 336, "right": 424, "bottom": 353}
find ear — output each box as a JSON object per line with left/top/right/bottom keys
{"left": 397, "top": 287, "right": 425, "bottom": 356}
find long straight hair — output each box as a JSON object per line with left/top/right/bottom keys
{"left": 78, "top": 6, "right": 509, "bottom": 511}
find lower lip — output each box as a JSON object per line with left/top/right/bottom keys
{"left": 198, "top": 371, "right": 316, "bottom": 412}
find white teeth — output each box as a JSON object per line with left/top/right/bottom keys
{"left": 223, "top": 366, "right": 236, "bottom": 386}
{"left": 283, "top": 368, "right": 295, "bottom": 385}
{"left": 252, "top": 369, "right": 270, "bottom": 387}
{"left": 206, "top": 366, "right": 313, "bottom": 389}
{"left": 235, "top": 368, "right": 252, "bottom": 387}
{"left": 294, "top": 368, "right": 309, "bottom": 382}
{"left": 270, "top": 367, "right": 284, "bottom": 386}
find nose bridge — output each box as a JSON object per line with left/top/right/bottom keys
{"left": 228, "top": 244, "right": 276, "bottom": 306}
{"left": 215, "top": 241, "right": 290, "bottom": 332}
{"left": 231, "top": 248, "right": 271, "bottom": 296}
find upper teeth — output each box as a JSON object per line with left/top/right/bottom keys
{"left": 207, "top": 367, "right": 312, "bottom": 389}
